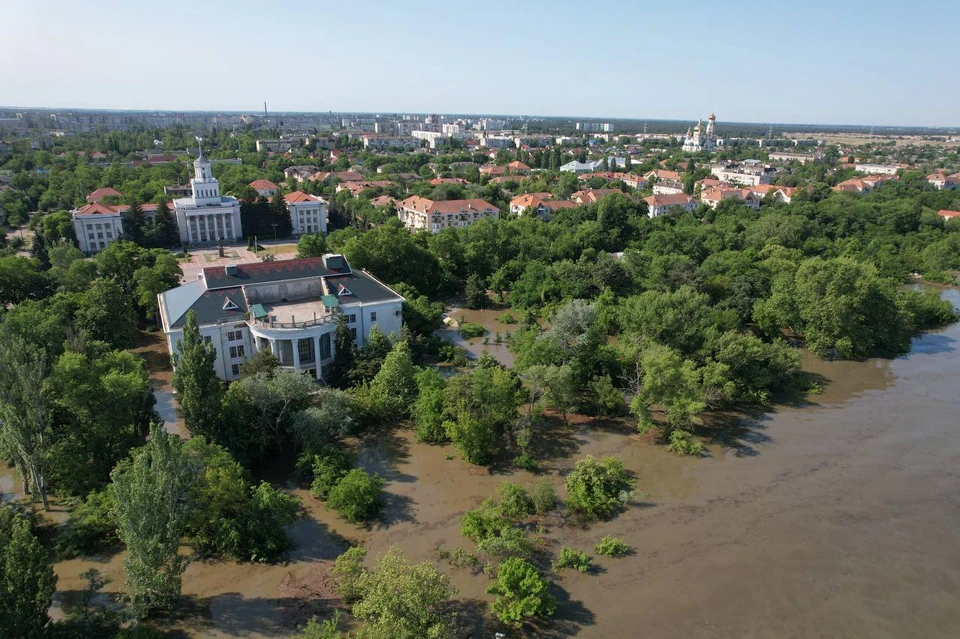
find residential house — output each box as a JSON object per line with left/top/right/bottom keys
{"left": 86, "top": 187, "right": 122, "bottom": 203}
{"left": 644, "top": 193, "right": 697, "bottom": 217}
{"left": 157, "top": 255, "right": 404, "bottom": 382}
{"left": 284, "top": 165, "right": 319, "bottom": 183}
{"left": 700, "top": 187, "right": 761, "bottom": 210}
{"left": 571, "top": 189, "right": 622, "bottom": 205}
{"left": 652, "top": 180, "right": 686, "bottom": 195}
{"left": 926, "top": 171, "right": 960, "bottom": 190}
{"left": 396, "top": 196, "right": 500, "bottom": 233}
{"left": 249, "top": 179, "right": 279, "bottom": 197}
{"left": 937, "top": 210, "right": 960, "bottom": 220}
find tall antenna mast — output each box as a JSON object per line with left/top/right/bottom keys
{"left": 264, "top": 101, "right": 268, "bottom": 117}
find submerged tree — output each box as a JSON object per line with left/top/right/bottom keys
{"left": 0, "top": 508, "right": 58, "bottom": 637}
{"left": 111, "top": 424, "right": 189, "bottom": 618}
{"left": 0, "top": 332, "right": 52, "bottom": 510}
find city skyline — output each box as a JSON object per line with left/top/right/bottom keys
{"left": 3, "top": 0, "right": 958, "bottom": 128}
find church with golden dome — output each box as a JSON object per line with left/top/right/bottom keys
{"left": 682, "top": 112, "right": 720, "bottom": 153}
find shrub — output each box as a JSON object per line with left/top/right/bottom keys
{"left": 310, "top": 449, "right": 354, "bottom": 500}
{"left": 460, "top": 503, "right": 508, "bottom": 541}
{"left": 332, "top": 546, "right": 368, "bottom": 603}
{"left": 594, "top": 536, "right": 629, "bottom": 557}
{"left": 475, "top": 525, "right": 535, "bottom": 560}
{"left": 666, "top": 429, "right": 704, "bottom": 457}
{"left": 590, "top": 374, "right": 625, "bottom": 416}
{"left": 530, "top": 481, "right": 558, "bottom": 515}
{"left": 497, "top": 312, "right": 518, "bottom": 324}
{"left": 496, "top": 482, "right": 534, "bottom": 521}
{"left": 459, "top": 322, "right": 487, "bottom": 339}
{"left": 327, "top": 469, "right": 386, "bottom": 523}
{"left": 487, "top": 558, "right": 556, "bottom": 628}
{"left": 565, "top": 455, "right": 634, "bottom": 520}
{"left": 552, "top": 547, "right": 590, "bottom": 573}
{"left": 55, "top": 489, "right": 119, "bottom": 559}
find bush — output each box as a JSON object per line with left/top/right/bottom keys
{"left": 487, "top": 557, "right": 556, "bottom": 628}
{"left": 332, "top": 546, "right": 368, "bottom": 603}
{"left": 497, "top": 312, "right": 518, "bottom": 324}
{"left": 594, "top": 536, "right": 629, "bottom": 557}
{"left": 530, "top": 481, "right": 558, "bottom": 515}
{"left": 590, "top": 374, "right": 625, "bottom": 416}
{"left": 476, "top": 525, "right": 535, "bottom": 560}
{"left": 327, "top": 469, "right": 386, "bottom": 523}
{"left": 666, "top": 429, "right": 704, "bottom": 456}
{"left": 900, "top": 288, "right": 959, "bottom": 330}
{"left": 460, "top": 502, "right": 508, "bottom": 541}
{"left": 55, "top": 489, "right": 119, "bottom": 559}
{"left": 565, "top": 455, "right": 634, "bottom": 520}
{"left": 310, "top": 448, "right": 354, "bottom": 500}
{"left": 459, "top": 322, "right": 487, "bottom": 339}
{"left": 552, "top": 547, "right": 591, "bottom": 573}
{"left": 496, "top": 482, "right": 534, "bottom": 521}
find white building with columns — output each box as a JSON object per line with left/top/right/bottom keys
{"left": 157, "top": 254, "right": 403, "bottom": 382}
{"left": 173, "top": 149, "right": 243, "bottom": 245}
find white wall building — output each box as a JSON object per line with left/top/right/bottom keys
{"left": 158, "top": 255, "right": 404, "bottom": 382}
{"left": 396, "top": 196, "right": 500, "bottom": 233}
{"left": 284, "top": 191, "right": 328, "bottom": 235}
{"left": 173, "top": 149, "right": 243, "bottom": 245}
{"left": 71, "top": 202, "right": 159, "bottom": 254}
{"left": 644, "top": 194, "right": 698, "bottom": 217}
{"left": 855, "top": 163, "right": 900, "bottom": 176}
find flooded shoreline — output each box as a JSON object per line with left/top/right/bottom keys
{"left": 12, "top": 291, "right": 960, "bottom": 636}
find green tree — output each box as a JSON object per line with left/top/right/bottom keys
{"left": 171, "top": 310, "right": 224, "bottom": 439}
{"left": 0, "top": 333, "right": 52, "bottom": 509}
{"left": 367, "top": 340, "right": 418, "bottom": 421}
{"left": 0, "top": 256, "right": 45, "bottom": 305}
{"left": 327, "top": 469, "right": 385, "bottom": 523}
{"left": 0, "top": 508, "right": 58, "bottom": 638}
{"left": 413, "top": 368, "right": 447, "bottom": 443}
{"left": 132, "top": 252, "right": 182, "bottom": 324}
{"left": 122, "top": 200, "right": 145, "bottom": 245}
{"left": 464, "top": 273, "right": 488, "bottom": 309}
{"left": 443, "top": 366, "right": 522, "bottom": 465}
{"left": 327, "top": 316, "right": 357, "bottom": 389}
{"left": 297, "top": 232, "right": 327, "bottom": 258}
{"left": 564, "top": 455, "right": 634, "bottom": 520}
{"left": 486, "top": 557, "right": 556, "bottom": 629}
{"left": 111, "top": 424, "right": 189, "bottom": 618}
{"left": 270, "top": 190, "right": 293, "bottom": 237}
{"left": 349, "top": 546, "right": 457, "bottom": 639}
{"left": 75, "top": 278, "right": 138, "bottom": 348}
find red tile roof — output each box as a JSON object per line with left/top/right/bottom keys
{"left": 398, "top": 195, "right": 500, "bottom": 215}
{"left": 249, "top": 179, "right": 279, "bottom": 191}
{"left": 937, "top": 210, "right": 960, "bottom": 219}
{"left": 86, "top": 187, "right": 122, "bottom": 202}
{"left": 284, "top": 191, "right": 320, "bottom": 204}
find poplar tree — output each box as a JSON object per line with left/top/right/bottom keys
{"left": 171, "top": 310, "right": 223, "bottom": 438}
{"left": 111, "top": 424, "right": 188, "bottom": 618}
{"left": 0, "top": 508, "right": 57, "bottom": 637}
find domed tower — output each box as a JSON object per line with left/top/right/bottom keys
{"left": 706, "top": 112, "right": 716, "bottom": 137}
{"left": 191, "top": 143, "right": 220, "bottom": 204}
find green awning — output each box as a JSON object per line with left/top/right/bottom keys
{"left": 250, "top": 303, "right": 268, "bottom": 319}
{"left": 321, "top": 295, "right": 339, "bottom": 308}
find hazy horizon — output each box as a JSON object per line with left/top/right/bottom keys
{"left": 3, "top": 0, "right": 959, "bottom": 128}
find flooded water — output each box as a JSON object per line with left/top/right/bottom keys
{"left": 131, "top": 330, "right": 186, "bottom": 437}
{"left": 436, "top": 305, "right": 518, "bottom": 367}
{"left": 41, "top": 291, "right": 960, "bottom": 637}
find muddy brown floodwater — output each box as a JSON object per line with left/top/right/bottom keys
{"left": 32, "top": 291, "right": 960, "bottom": 637}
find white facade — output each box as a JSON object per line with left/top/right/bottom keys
{"left": 285, "top": 192, "right": 328, "bottom": 235}
{"left": 73, "top": 210, "right": 123, "bottom": 253}
{"left": 158, "top": 255, "right": 404, "bottom": 382}
{"left": 855, "top": 163, "right": 899, "bottom": 176}
{"left": 173, "top": 150, "right": 243, "bottom": 245}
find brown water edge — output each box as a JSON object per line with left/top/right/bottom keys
{"left": 437, "top": 305, "right": 518, "bottom": 367}
{"left": 131, "top": 330, "right": 186, "bottom": 437}
{"left": 47, "top": 291, "right": 960, "bottom": 638}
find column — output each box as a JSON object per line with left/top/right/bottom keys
{"left": 187, "top": 217, "right": 193, "bottom": 243}
{"left": 203, "top": 216, "right": 211, "bottom": 243}
{"left": 292, "top": 339, "right": 301, "bottom": 372}
{"left": 220, "top": 214, "right": 227, "bottom": 241}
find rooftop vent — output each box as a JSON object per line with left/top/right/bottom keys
{"left": 222, "top": 297, "right": 239, "bottom": 311}
{"left": 225, "top": 264, "right": 238, "bottom": 276}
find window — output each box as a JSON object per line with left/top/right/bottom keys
{"left": 229, "top": 345, "right": 245, "bottom": 359}
{"left": 370, "top": 312, "right": 377, "bottom": 322}
{"left": 347, "top": 314, "right": 357, "bottom": 323}
{"left": 350, "top": 328, "right": 357, "bottom": 339}
{"left": 228, "top": 330, "right": 243, "bottom": 341}
{"left": 231, "top": 364, "right": 240, "bottom": 377}
{"left": 203, "top": 336, "right": 212, "bottom": 344}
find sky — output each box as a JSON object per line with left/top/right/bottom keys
{"left": 2, "top": 0, "right": 958, "bottom": 127}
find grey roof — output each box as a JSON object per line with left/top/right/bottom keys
{"left": 203, "top": 256, "right": 345, "bottom": 290}
{"left": 171, "top": 286, "right": 248, "bottom": 329}
{"left": 159, "top": 278, "right": 206, "bottom": 328}
{"left": 331, "top": 271, "right": 404, "bottom": 305}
